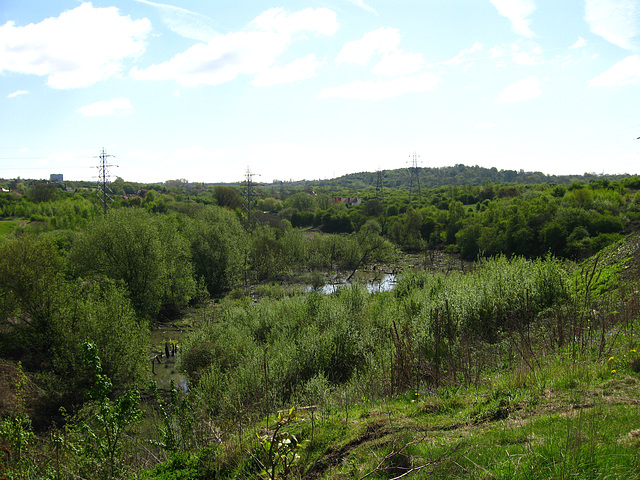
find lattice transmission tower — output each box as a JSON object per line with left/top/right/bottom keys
{"left": 244, "top": 166, "right": 261, "bottom": 227}
{"left": 375, "top": 168, "right": 384, "bottom": 200}
{"left": 95, "top": 147, "right": 117, "bottom": 213}
{"left": 408, "top": 151, "right": 422, "bottom": 202}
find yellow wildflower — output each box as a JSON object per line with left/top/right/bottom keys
{"left": 611, "top": 369, "right": 617, "bottom": 374}
{"left": 608, "top": 356, "right": 615, "bottom": 362}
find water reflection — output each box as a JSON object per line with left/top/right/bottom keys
{"left": 314, "top": 273, "right": 397, "bottom": 295}
{"left": 149, "top": 324, "right": 189, "bottom": 392}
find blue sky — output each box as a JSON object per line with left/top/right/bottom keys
{"left": 1, "top": 0, "right": 639, "bottom": 183}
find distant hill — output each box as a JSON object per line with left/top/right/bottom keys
{"left": 268, "top": 164, "right": 635, "bottom": 191}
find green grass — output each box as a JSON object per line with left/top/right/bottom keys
{"left": 0, "top": 220, "right": 17, "bottom": 236}
{"left": 164, "top": 350, "right": 640, "bottom": 479}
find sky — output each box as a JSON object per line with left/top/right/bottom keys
{"left": 1, "top": 0, "right": 640, "bottom": 184}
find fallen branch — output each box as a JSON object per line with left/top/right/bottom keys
{"left": 359, "top": 435, "right": 461, "bottom": 480}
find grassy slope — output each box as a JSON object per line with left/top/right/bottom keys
{"left": 146, "top": 358, "right": 640, "bottom": 479}
{"left": 196, "top": 364, "right": 637, "bottom": 479}
{"left": 143, "top": 234, "right": 640, "bottom": 480}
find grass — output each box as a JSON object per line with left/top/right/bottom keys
{"left": 0, "top": 220, "right": 18, "bottom": 236}
{"left": 10, "top": 349, "right": 637, "bottom": 478}
{"left": 142, "top": 348, "right": 640, "bottom": 479}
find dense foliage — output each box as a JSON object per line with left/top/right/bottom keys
{"left": 3, "top": 172, "right": 640, "bottom": 263}
{"left": 1, "top": 169, "right": 640, "bottom": 479}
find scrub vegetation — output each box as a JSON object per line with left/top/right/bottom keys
{"left": 1, "top": 168, "right": 640, "bottom": 478}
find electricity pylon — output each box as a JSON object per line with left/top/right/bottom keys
{"left": 95, "top": 147, "right": 117, "bottom": 213}
{"left": 408, "top": 151, "right": 422, "bottom": 203}
{"left": 244, "top": 166, "right": 260, "bottom": 227}
{"left": 375, "top": 169, "right": 384, "bottom": 200}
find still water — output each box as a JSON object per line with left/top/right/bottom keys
{"left": 318, "top": 273, "right": 397, "bottom": 294}
{"left": 149, "top": 322, "right": 189, "bottom": 392}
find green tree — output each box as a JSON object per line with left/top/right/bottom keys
{"left": 404, "top": 208, "right": 424, "bottom": 250}
{"left": 445, "top": 200, "right": 466, "bottom": 244}
{"left": 249, "top": 225, "right": 290, "bottom": 281}
{"left": 0, "top": 235, "right": 68, "bottom": 363}
{"left": 285, "top": 192, "right": 316, "bottom": 212}
{"left": 69, "top": 208, "right": 187, "bottom": 320}
{"left": 363, "top": 199, "right": 384, "bottom": 217}
{"left": 212, "top": 186, "right": 243, "bottom": 209}
{"left": 52, "top": 278, "right": 148, "bottom": 398}
{"left": 182, "top": 205, "right": 248, "bottom": 295}
{"left": 456, "top": 221, "right": 481, "bottom": 259}
{"left": 77, "top": 342, "right": 142, "bottom": 480}
{"left": 27, "top": 181, "right": 58, "bottom": 202}
{"left": 156, "top": 216, "right": 197, "bottom": 316}
{"left": 258, "top": 197, "right": 283, "bottom": 213}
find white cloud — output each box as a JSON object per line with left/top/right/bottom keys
{"left": 371, "top": 51, "right": 425, "bottom": 76}
{"left": 345, "top": 0, "right": 377, "bottom": 14}
{"left": 485, "top": 40, "right": 543, "bottom": 67}
{"left": 250, "top": 7, "right": 338, "bottom": 36}
{"left": 131, "top": 8, "right": 337, "bottom": 87}
{"left": 446, "top": 42, "right": 484, "bottom": 66}
{"left": 336, "top": 27, "right": 400, "bottom": 65}
{"left": 134, "top": 0, "right": 217, "bottom": 42}
{"left": 252, "top": 54, "right": 324, "bottom": 86}
{"left": 511, "top": 40, "right": 543, "bottom": 65}
{"left": 571, "top": 36, "right": 587, "bottom": 48}
{"left": 0, "top": 3, "right": 151, "bottom": 89}
{"left": 490, "top": 0, "right": 536, "bottom": 37}
{"left": 585, "top": 0, "right": 640, "bottom": 50}
{"left": 7, "top": 90, "right": 28, "bottom": 98}
{"left": 335, "top": 27, "right": 425, "bottom": 76}
{"left": 589, "top": 54, "right": 640, "bottom": 86}
{"left": 77, "top": 98, "right": 133, "bottom": 116}
{"left": 489, "top": 45, "right": 506, "bottom": 59}
{"left": 131, "top": 31, "right": 285, "bottom": 86}
{"left": 318, "top": 72, "right": 441, "bottom": 100}
{"left": 494, "top": 76, "right": 541, "bottom": 103}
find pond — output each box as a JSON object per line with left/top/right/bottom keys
{"left": 309, "top": 250, "right": 474, "bottom": 294}
{"left": 316, "top": 272, "right": 397, "bottom": 294}
{"left": 149, "top": 321, "right": 191, "bottom": 393}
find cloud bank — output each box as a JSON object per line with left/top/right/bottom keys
{"left": 131, "top": 7, "right": 337, "bottom": 86}
{"left": 0, "top": 3, "right": 151, "bottom": 89}
{"left": 490, "top": 0, "right": 537, "bottom": 37}
{"left": 585, "top": 0, "right": 640, "bottom": 50}
{"left": 78, "top": 98, "right": 133, "bottom": 116}
{"left": 494, "top": 76, "right": 541, "bottom": 103}
{"left": 589, "top": 55, "right": 640, "bottom": 86}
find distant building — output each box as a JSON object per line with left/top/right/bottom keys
{"left": 332, "top": 197, "right": 362, "bottom": 206}
{"left": 50, "top": 174, "right": 63, "bottom": 182}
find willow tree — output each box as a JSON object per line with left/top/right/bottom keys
{"left": 69, "top": 208, "right": 196, "bottom": 320}
{"left": 182, "top": 205, "right": 248, "bottom": 296}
